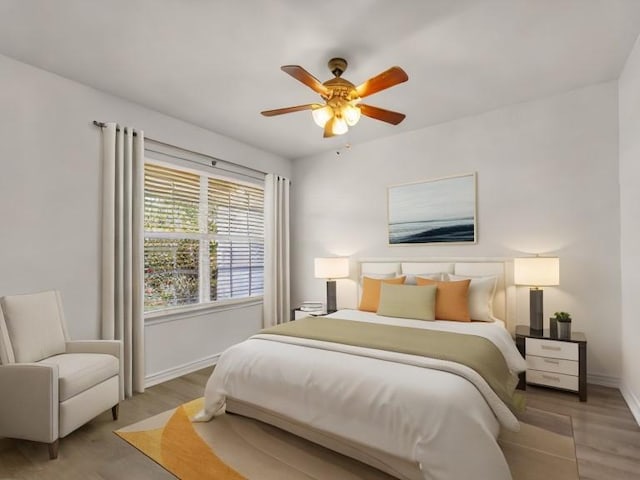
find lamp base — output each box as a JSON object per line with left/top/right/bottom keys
{"left": 326, "top": 280, "right": 337, "bottom": 314}
{"left": 530, "top": 288, "right": 543, "bottom": 332}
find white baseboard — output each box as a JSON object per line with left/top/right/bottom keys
{"left": 620, "top": 383, "right": 640, "bottom": 426}
{"left": 587, "top": 373, "right": 619, "bottom": 388}
{"left": 145, "top": 352, "right": 220, "bottom": 388}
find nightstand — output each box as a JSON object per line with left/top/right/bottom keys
{"left": 290, "top": 308, "right": 329, "bottom": 321}
{"left": 515, "top": 325, "right": 587, "bottom": 401}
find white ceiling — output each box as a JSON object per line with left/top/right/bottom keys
{"left": 1, "top": 0, "right": 640, "bottom": 160}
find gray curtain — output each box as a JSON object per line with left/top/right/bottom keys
{"left": 263, "top": 174, "right": 291, "bottom": 327}
{"left": 100, "top": 123, "right": 145, "bottom": 398}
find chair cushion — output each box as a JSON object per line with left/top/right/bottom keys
{"left": 1, "top": 291, "right": 67, "bottom": 363}
{"left": 39, "top": 353, "right": 119, "bottom": 402}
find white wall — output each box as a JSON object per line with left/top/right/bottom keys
{"left": 291, "top": 81, "right": 621, "bottom": 382}
{"left": 0, "top": 53, "right": 291, "bottom": 381}
{"left": 618, "top": 36, "right": 640, "bottom": 422}
{"left": 1, "top": 48, "right": 628, "bottom": 392}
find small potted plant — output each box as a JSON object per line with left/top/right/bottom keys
{"left": 553, "top": 311, "right": 572, "bottom": 339}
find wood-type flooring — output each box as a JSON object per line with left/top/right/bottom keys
{"left": 0, "top": 367, "right": 638, "bottom": 479}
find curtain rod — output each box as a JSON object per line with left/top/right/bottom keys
{"left": 92, "top": 120, "right": 268, "bottom": 178}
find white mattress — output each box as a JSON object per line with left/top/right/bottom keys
{"left": 196, "top": 309, "right": 526, "bottom": 480}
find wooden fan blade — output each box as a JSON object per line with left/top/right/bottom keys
{"left": 323, "top": 118, "right": 335, "bottom": 138}
{"left": 261, "top": 104, "right": 321, "bottom": 117}
{"left": 359, "top": 104, "right": 406, "bottom": 125}
{"left": 356, "top": 66, "right": 408, "bottom": 99}
{"left": 281, "top": 65, "right": 329, "bottom": 96}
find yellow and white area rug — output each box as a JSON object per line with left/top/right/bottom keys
{"left": 115, "top": 398, "right": 579, "bottom": 480}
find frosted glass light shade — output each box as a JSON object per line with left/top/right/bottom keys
{"left": 514, "top": 257, "right": 560, "bottom": 286}
{"left": 331, "top": 116, "right": 348, "bottom": 135}
{"left": 343, "top": 103, "right": 361, "bottom": 126}
{"left": 314, "top": 257, "right": 350, "bottom": 279}
{"left": 312, "top": 105, "right": 333, "bottom": 127}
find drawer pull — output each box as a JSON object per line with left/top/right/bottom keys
{"left": 543, "top": 359, "right": 560, "bottom": 365}
{"left": 541, "top": 345, "right": 561, "bottom": 351}
{"left": 542, "top": 374, "right": 560, "bottom": 381}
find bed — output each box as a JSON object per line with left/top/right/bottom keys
{"left": 195, "top": 259, "right": 527, "bottom": 480}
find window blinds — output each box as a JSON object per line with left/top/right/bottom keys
{"left": 144, "top": 163, "right": 264, "bottom": 312}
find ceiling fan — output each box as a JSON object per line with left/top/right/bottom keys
{"left": 261, "top": 58, "right": 408, "bottom": 138}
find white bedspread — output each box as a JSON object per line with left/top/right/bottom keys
{"left": 195, "top": 310, "right": 526, "bottom": 480}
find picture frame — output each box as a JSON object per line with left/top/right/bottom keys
{"left": 387, "top": 172, "right": 477, "bottom": 245}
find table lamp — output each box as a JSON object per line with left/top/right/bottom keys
{"left": 514, "top": 256, "right": 560, "bottom": 332}
{"left": 314, "top": 257, "right": 350, "bottom": 314}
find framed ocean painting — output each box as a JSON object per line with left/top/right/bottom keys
{"left": 387, "top": 172, "right": 477, "bottom": 245}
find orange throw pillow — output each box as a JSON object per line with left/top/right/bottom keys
{"left": 416, "top": 278, "right": 471, "bottom": 322}
{"left": 359, "top": 276, "right": 406, "bottom": 312}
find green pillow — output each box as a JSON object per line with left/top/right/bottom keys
{"left": 376, "top": 283, "right": 437, "bottom": 321}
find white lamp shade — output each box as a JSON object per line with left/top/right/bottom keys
{"left": 314, "top": 257, "right": 349, "bottom": 279}
{"left": 312, "top": 105, "right": 333, "bottom": 127}
{"left": 343, "top": 103, "right": 361, "bottom": 126}
{"left": 331, "top": 116, "right": 348, "bottom": 135}
{"left": 514, "top": 257, "right": 560, "bottom": 286}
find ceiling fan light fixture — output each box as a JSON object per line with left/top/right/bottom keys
{"left": 262, "top": 58, "right": 408, "bottom": 138}
{"left": 312, "top": 105, "right": 333, "bottom": 127}
{"left": 331, "top": 115, "right": 348, "bottom": 135}
{"left": 343, "top": 102, "right": 361, "bottom": 127}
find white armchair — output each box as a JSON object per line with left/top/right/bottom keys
{"left": 0, "top": 290, "right": 122, "bottom": 459}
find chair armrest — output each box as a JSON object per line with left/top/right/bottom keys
{"left": 0, "top": 363, "right": 59, "bottom": 443}
{"left": 65, "top": 340, "right": 122, "bottom": 359}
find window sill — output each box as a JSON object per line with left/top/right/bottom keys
{"left": 144, "top": 296, "right": 263, "bottom": 326}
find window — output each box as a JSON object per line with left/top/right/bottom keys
{"left": 143, "top": 162, "right": 264, "bottom": 313}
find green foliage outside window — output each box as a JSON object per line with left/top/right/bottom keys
{"left": 144, "top": 238, "right": 201, "bottom": 311}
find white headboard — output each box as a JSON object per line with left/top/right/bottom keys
{"left": 357, "top": 257, "right": 516, "bottom": 333}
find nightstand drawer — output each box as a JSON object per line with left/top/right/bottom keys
{"left": 526, "top": 338, "right": 578, "bottom": 360}
{"left": 526, "top": 355, "right": 579, "bottom": 376}
{"left": 527, "top": 369, "right": 579, "bottom": 391}
{"left": 516, "top": 326, "right": 587, "bottom": 401}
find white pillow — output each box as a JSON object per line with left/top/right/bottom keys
{"left": 404, "top": 273, "right": 442, "bottom": 285}
{"left": 447, "top": 274, "right": 497, "bottom": 322}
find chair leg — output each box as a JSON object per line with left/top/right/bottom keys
{"left": 48, "top": 439, "right": 59, "bottom": 460}
{"left": 112, "top": 403, "right": 119, "bottom": 421}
